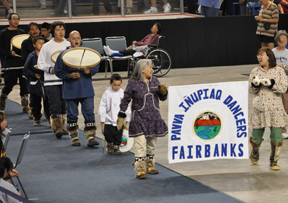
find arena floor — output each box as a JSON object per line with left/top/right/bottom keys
{"left": 5, "top": 64, "right": 287, "bottom": 203}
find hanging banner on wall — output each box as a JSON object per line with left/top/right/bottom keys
{"left": 168, "top": 81, "right": 249, "bottom": 164}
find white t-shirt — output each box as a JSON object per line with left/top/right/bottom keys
{"left": 272, "top": 47, "right": 288, "bottom": 80}
{"left": 37, "top": 39, "right": 70, "bottom": 86}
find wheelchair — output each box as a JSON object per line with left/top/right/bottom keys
{"left": 128, "top": 36, "right": 172, "bottom": 77}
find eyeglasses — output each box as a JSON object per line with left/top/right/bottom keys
{"left": 11, "top": 18, "right": 19, "bottom": 21}
{"left": 256, "top": 55, "right": 263, "bottom": 58}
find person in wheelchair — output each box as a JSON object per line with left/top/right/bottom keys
{"left": 103, "top": 22, "right": 162, "bottom": 57}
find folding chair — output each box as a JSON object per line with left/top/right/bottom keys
{"left": 2, "top": 126, "right": 11, "bottom": 150}
{"left": 11, "top": 132, "right": 30, "bottom": 199}
{"left": 105, "top": 36, "right": 133, "bottom": 74}
{"left": 82, "top": 38, "right": 111, "bottom": 78}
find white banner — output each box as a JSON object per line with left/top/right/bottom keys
{"left": 168, "top": 81, "right": 249, "bottom": 164}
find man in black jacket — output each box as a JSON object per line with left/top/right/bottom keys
{"left": 0, "top": 13, "right": 29, "bottom": 112}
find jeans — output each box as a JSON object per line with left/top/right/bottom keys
{"left": 201, "top": 5, "right": 219, "bottom": 17}
{"left": 66, "top": 97, "right": 95, "bottom": 124}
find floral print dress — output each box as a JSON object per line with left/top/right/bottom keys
{"left": 249, "top": 65, "right": 288, "bottom": 128}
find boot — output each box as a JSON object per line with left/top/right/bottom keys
{"left": 135, "top": 157, "right": 147, "bottom": 179}
{"left": 146, "top": 155, "right": 159, "bottom": 174}
{"left": 51, "top": 115, "right": 63, "bottom": 139}
{"left": 34, "top": 120, "right": 41, "bottom": 127}
{"left": 21, "top": 95, "right": 30, "bottom": 113}
{"left": 45, "top": 113, "right": 51, "bottom": 128}
{"left": 270, "top": 141, "right": 283, "bottom": 170}
{"left": 250, "top": 138, "right": 262, "bottom": 165}
{"left": 106, "top": 142, "right": 114, "bottom": 155}
{"left": 0, "top": 94, "right": 7, "bottom": 110}
{"left": 113, "top": 145, "right": 122, "bottom": 155}
{"left": 84, "top": 125, "right": 99, "bottom": 147}
{"left": 61, "top": 115, "right": 69, "bottom": 135}
{"left": 68, "top": 125, "right": 80, "bottom": 146}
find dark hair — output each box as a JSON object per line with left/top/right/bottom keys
{"left": 27, "top": 22, "right": 39, "bottom": 33}
{"left": 51, "top": 21, "right": 65, "bottom": 36}
{"left": 0, "top": 111, "right": 7, "bottom": 135}
{"left": 32, "top": 36, "right": 45, "bottom": 44}
{"left": 8, "top": 13, "right": 20, "bottom": 21}
{"left": 0, "top": 157, "right": 13, "bottom": 178}
{"left": 110, "top": 74, "right": 122, "bottom": 83}
{"left": 41, "top": 22, "right": 51, "bottom": 30}
{"left": 257, "top": 47, "right": 277, "bottom": 68}
{"left": 154, "top": 22, "right": 162, "bottom": 34}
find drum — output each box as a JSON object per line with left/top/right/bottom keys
{"left": 51, "top": 50, "right": 63, "bottom": 64}
{"left": 61, "top": 47, "right": 101, "bottom": 69}
{"left": 119, "top": 129, "right": 135, "bottom": 152}
{"left": 10, "top": 34, "right": 30, "bottom": 50}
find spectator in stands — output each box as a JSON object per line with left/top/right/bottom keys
{"left": 0, "top": 111, "right": 19, "bottom": 178}
{"left": 39, "top": 0, "right": 46, "bottom": 10}
{"left": 103, "top": 22, "right": 161, "bottom": 57}
{"left": 0, "top": 157, "right": 20, "bottom": 202}
{"left": 0, "top": 0, "right": 13, "bottom": 18}
{"left": 92, "top": 0, "right": 113, "bottom": 15}
{"left": 144, "top": 0, "right": 171, "bottom": 13}
{"left": 255, "top": 0, "right": 279, "bottom": 49}
{"left": 117, "top": 0, "right": 133, "bottom": 14}
{"left": 249, "top": 47, "right": 288, "bottom": 171}
{"left": 41, "top": 22, "right": 52, "bottom": 41}
{"left": 198, "top": 0, "right": 220, "bottom": 17}
{"left": 55, "top": 0, "right": 77, "bottom": 16}
{"left": 272, "top": 30, "right": 288, "bottom": 138}
{"left": 271, "top": 0, "right": 284, "bottom": 13}
{"left": 280, "top": 0, "right": 288, "bottom": 13}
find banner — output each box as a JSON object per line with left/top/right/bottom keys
{"left": 168, "top": 81, "right": 249, "bottom": 164}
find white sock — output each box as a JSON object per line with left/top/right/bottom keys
{"left": 106, "top": 46, "right": 119, "bottom": 56}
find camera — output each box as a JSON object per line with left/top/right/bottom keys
{"left": 283, "top": 65, "right": 287, "bottom": 69}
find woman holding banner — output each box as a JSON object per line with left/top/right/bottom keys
{"left": 249, "top": 47, "right": 288, "bottom": 170}
{"left": 116, "top": 59, "right": 168, "bottom": 179}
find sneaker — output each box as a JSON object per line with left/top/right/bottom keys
{"left": 64, "top": 9, "right": 68, "bottom": 14}
{"left": 282, "top": 133, "right": 288, "bottom": 139}
{"left": 34, "top": 120, "right": 41, "bottom": 127}
{"left": 163, "top": 3, "right": 171, "bottom": 13}
{"left": 39, "top": 5, "right": 46, "bottom": 10}
{"left": 144, "top": 7, "right": 158, "bottom": 14}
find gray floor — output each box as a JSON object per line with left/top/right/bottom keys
{"left": 6, "top": 64, "right": 287, "bottom": 203}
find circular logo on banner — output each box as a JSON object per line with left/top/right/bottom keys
{"left": 193, "top": 111, "right": 222, "bottom": 140}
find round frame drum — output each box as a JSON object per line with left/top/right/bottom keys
{"left": 61, "top": 47, "right": 101, "bottom": 69}
{"left": 51, "top": 50, "right": 63, "bottom": 64}
{"left": 11, "top": 34, "right": 30, "bottom": 50}
{"left": 120, "top": 129, "right": 135, "bottom": 152}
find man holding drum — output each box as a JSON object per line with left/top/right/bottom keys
{"left": 37, "top": 21, "right": 70, "bottom": 139}
{"left": 54, "top": 31, "right": 100, "bottom": 147}
{"left": 0, "top": 13, "right": 29, "bottom": 113}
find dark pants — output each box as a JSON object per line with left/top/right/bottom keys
{"left": 55, "top": 0, "right": 77, "bottom": 15}
{"left": 104, "top": 124, "right": 123, "bottom": 145}
{"left": 187, "top": 0, "right": 196, "bottom": 14}
{"left": 119, "top": 49, "right": 135, "bottom": 56}
{"left": 45, "top": 85, "right": 66, "bottom": 115}
{"left": 65, "top": 97, "right": 95, "bottom": 124}
{"left": 2, "top": 69, "right": 28, "bottom": 97}
{"left": 92, "top": 0, "right": 112, "bottom": 15}
{"left": 30, "top": 94, "right": 50, "bottom": 120}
